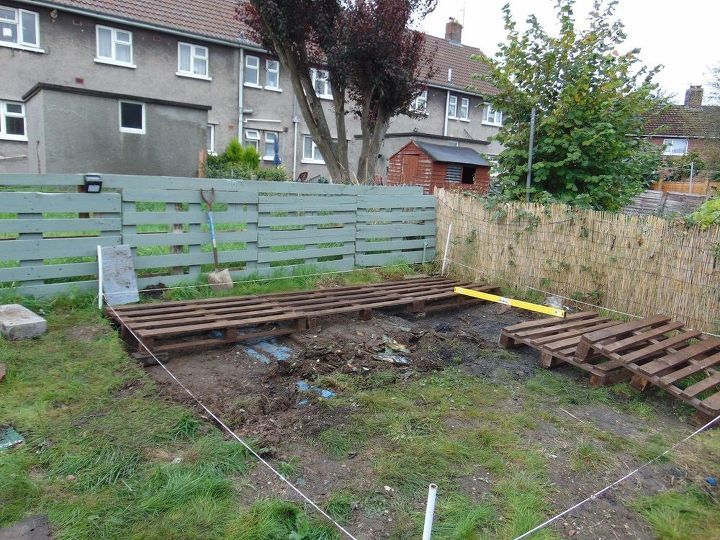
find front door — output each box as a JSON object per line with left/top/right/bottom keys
{"left": 401, "top": 154, "right": 420, "bottom": 184}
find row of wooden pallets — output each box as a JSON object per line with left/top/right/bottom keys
{"left": 107, "top": 277, "right": 495, "bottom": 355}
{"left": 500, "top": 313, "right": 720, "bottom": 421}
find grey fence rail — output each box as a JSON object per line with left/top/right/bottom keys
{"left": 0, "top": 174, "right": 436, "bottom": 296}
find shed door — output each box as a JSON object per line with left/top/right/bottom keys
{"left": 401, "top": 154, "right": 420, "bottom": 184}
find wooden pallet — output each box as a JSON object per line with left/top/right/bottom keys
{"left": 107, "top": 277, "right": 495, "bottom": 354}
{"left": 499, "top": 312, "right": 630, "bottom": 386}
{"left": 577, "top": 317, "right": 720, "bottom": 420}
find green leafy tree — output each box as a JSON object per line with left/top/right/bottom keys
{"left": 477, "top": 0, "right": 664, "bottom": 210}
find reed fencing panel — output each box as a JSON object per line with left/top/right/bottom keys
{"left": 436, "top": 189, "right": 720, "bottom": 334}
{"left": 0, "top": 174, "right": 435, "bottom": 296}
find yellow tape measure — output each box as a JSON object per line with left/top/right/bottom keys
{"left": 454, "top": 287, "right": 565, "bottom": 318}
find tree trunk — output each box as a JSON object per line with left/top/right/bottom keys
{"left": 356, "top": 112, "right": 389, "bottom": 183}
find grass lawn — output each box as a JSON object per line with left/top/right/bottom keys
{"left": 1, "top": 269, "right": 720, "bottom": 539}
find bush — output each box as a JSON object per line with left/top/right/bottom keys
{"left": 688, "top": 197, "right": 720, "bottom": 229}
{"left": 255, "top": 166, "right": 288, "bottom": 182}
{"left": 664, "top": 151, "right": 705, "bottom": 181}
{"left": 205, "top": 140, "right": 278, "bottom": 180}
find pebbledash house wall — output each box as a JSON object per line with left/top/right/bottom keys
{"left": 1, "top": 1, "right": 504, "bottom": 179}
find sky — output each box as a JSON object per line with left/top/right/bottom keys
{"left": 421, "top": 0, "right": 719, "bottom": 105}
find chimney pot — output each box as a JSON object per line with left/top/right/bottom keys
{"left": 684, "top": 85, "right": 703, "bottom": 108}
{"left": 445, "top": 18, "right": 463, "bottom": 44}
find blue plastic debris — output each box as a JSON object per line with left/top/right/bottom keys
{"left": 244, "top": 347, "right": 271, "bottom": 365}
{"left": 254, "top": 339, "right": 292, "bottom": 361}
{"left": 210, "top": 330, "right": 224, "bottom": 339}
{"left": 705, "top": 476, "right": 718, "bottom": 487}
{"left": 0, "top": 427, "right": 24, "bottom": 450}
{"left": 296, "top": 380, "right": 336, "bottom": 399}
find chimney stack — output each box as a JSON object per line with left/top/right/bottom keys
{"left": 445, "top": 18, "right": 463, "bottom": 44}
{"left": 684, "top": 85, "right": 704, "bottom": 108}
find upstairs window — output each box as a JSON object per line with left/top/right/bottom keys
{"left": 458, "top": 97, "right": 470, "bottom": 120}
{"left": 311, "top": 69, "right": 332, "bottom": 99}
{"left": 410, "top": 89, "right": 428, "bottom": 114}
{"left": 0, "top": 101, "right": 26, "bottom": 141}
{"left": 265, "top": 59, "right": 280, "bottom": 90}
{"left": 303, "top": 135, "right": 324, "bottom": 163}
{"left": 448, "top": 95, "right": 457, "bottom": 118}
{"left": 119, "top": 101, "right": 145, "bottom": 134}
{"left": 0, "top": 6, "right": 39, "bottom": 49}
{"left": 663, "top": 138, "right": 688, "bottom": 156}
{"left": 96, "top": 25, "right": 134, "bottom": 67}
{"left": 264, "top": 132, "right": 279, "bottom": 161}
{"left": 245, "top": 55, "right": 260, "bottom": 86}
{"left": 483, "top": 105, "right": 502, "bottom": 126}
{"left": 178, "top": 42, "right": 209, "bottom": 79}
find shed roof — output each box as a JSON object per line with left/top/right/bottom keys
{"left": 415, "top": 141, "right": 489, "bottom": 166}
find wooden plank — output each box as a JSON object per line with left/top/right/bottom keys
{"left": 123, "top": 230, "right": 256, "bottom": 247}
{"left": 259, "top": 203, "right": 356, "bottom": 213}
{"left": 0, "top": 192, "right": 121, "bottom": 213}
{"left": 541, "top": 321, "right": 621, "bottom": 351}
{"left": 356, "top": 251, "right": 433, "bottom": 266}
{"left": 600, "top": 322, "right": 686, "bottom": 354}
{"left": 357, "top": 238, "right": 436, "bottom": 251}
{"left": 123, "top": 210, "right": 258, "bottom": 226}
{"left": 257, "top": 245, "right": 354, "bottom": 263}
{"left": 0, "top": 235, "right": 121, "bottom": 259}
{"left": 133, "top": 249, "right": 258, "bottom": 269}
{"left": 580, "top": 315, "right": 671, "bottom": 344}
{"left": 258, "top": 214, "right": 355, "bottom": 227}
{"left": 684, "top": 374, "right": 720, "bottom": 398}
{"left": 258, "top": 195, "right": 356, "bottom": 205}
{"left": 356, "top": 223, "right": 435, "bottom": 238}
{"left": 501, "top": 312, "right": 597, "bottom": 333}
{"left": 514, "top": 316, "right": 609, "bottom": 339}
{"left": 0, "top": 173, "right": 84, "bottom": 187}
{"left": 357, "top": 195, "right": 436, "bottom": 209}
{"left": 621, "top": 330, "right": 703, "bottom": 363}
{"left": 0, "top": 217, "right": 121, "bottom": 234}
{"left": 122, "top": 188, "right": 257, "bottom": 204}
{"left": 357, "top": 210, "right": 436, "bottom": 222}
{"left": 700, "top": 391, "right": 720, "bottom": 412}
{"left": 11, "top": 279, "right": 98, "bottom": 297}
{"left": 638, "top": 340, "right": 720, "bottom": 376}
{"left": 258, "top": 228, "right": 354, "bottom": 245}
{"left": 660, "top": 352, "right": 720, "bottom": 386}
{"left": 0, "top": 262, "right": 98, "bottom": 282}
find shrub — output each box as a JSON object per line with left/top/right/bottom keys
{"left": 688, "top": 197, "right": 720, "bottom": 229}
{"left": 255, "top": 166, "right": 288, "bottom": 182}
{"left": 223, "top": 138, "right": 244, "bottom": 162}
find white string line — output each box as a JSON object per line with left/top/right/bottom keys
{"left": 134, "top": 263, "right": 425, "bottom": 294}
{"left": 103, "top": 298, "right": 359, "bottom": 540}
{"left": 444, "top": 257, "right": 720, "bottom": 339}
{"left": 513, "top": 413, "right": 720, "bottom": 540}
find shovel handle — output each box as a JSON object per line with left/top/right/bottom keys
{"left": 200, "top": 188, "right": 216, "bottom": 210}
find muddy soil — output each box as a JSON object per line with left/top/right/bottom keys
{"left": 144, "top": 303, "right": 704, "bottom": 539}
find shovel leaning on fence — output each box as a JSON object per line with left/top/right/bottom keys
{"left": 200, "top": 188, "right": 233, "bottom": 291}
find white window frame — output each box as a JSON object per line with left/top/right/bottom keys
{"left": 0, "top": 101, "right": 27, "bottom": 141}
{"left": 447, "top": 95, "right": 458, "bottom": 119}
{"left": 244, "top": 129, "right": 260, "bottom": 151}
{"left": 310, "top": 68, "right": 332, "bottom": 99}
{"left": 410, "top": 89, "right": 428, "bottom": 114}
{"left": 458, "top": 97, "right": 470, "bottom": 121}
{"left": 662, "top": 138, "right": 689, "bottom": 156}
{"left": 244, "top": 55, "right": 260, "bottom": 87}
{"left": 265, "top": 59, "right": 281, "bottom": 91}
{"left": 302, "top": 135, "right": 325, "bottom": 164}
{"left": 483, "top": 104, "right": 503, "bottom": 126}
{"left": 207, "top": 124, "right": 216, "bottom": 155}
{"left": 263, "top": 132, "right": 279, "bottom": 161}
{"left": 95, "top": 25, "right": 135, "bottom": 68}
{"left": 0, "top": 6, "right": 42, "bottom": 52}
{"left": 118, "top": 101, "right": 145, "bottom": 134}
{"left": 177, "top": 42, "right": 210, "bottom": 80}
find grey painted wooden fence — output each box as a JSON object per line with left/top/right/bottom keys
{"left": 0, "top": 174, "right": 436, "bottom": 296}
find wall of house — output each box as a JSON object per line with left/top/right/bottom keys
{"left": 27, "top": 89, "right": 206, "bottom": 176}
{"left": 0, "top": 1, "right": 239, "bottom": 173}
{"left": 649, "top": 136, "right": 720, "bottom": 179}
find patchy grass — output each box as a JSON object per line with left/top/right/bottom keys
{"left": 634, "top": 487, "right": 720, "bottom": 540}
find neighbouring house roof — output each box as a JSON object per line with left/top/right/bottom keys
{"left": 415, "top": 141, "right": 490, "bottom": 166}
{"left": 644, "top": 105, "right": 720, "bottom": 139}
{"left": 24, "top": 0, "right": 495, "bottom": 97}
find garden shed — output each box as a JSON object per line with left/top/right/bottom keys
{"left": 386, "top": 140, "right": 491, "bottom": 194}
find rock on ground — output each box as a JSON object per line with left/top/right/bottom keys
{"left": 0, "top": 304, "right": 47, "bottom": 340}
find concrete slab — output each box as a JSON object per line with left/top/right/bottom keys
{"left": 0, "top": 304, "right": 47, "bottom": 340}
{"left": 0, "top": 516, "right": 51, "bottom": 540}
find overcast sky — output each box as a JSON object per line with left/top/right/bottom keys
{"left": 421, "top": 0, "right": 719, "bottom": 105}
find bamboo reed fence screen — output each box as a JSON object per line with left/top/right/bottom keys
{"left": 436, "top": 189, "right": 720, "bottom": 334}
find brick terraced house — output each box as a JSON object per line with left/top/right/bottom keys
{"left": 1, "top": 1, "right": 503, "bottom": 181}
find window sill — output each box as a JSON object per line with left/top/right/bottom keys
{"left": 0, "top": 135, "right": 28, "bottom": 142}
{"left": 301, "top": 159, "right": 325, "bottom": 165}
{"left": 120, "top": 128, "right": 145, "bottom": 134}
{"left": 317, "top": 95, "right": 333, "bottom": 101}
{"left": 481, "top": 121, "right": 502, "bottom": 127}
{"left": 264, "top": 86, "right": 282, "bottom": 92}
{"left": 663, "top": 153, "right": 687, "bottom": 157}
{"left": 95, "top": 58, "right": 136, "bottom": 69}
{"left": 0, "top": 42, "right": 45, "bottom": 54}
{"left": 244, "top": 82, "right": 262, "bottom": 89}
{"left": 176, "top": 71, "right": 212, "bottom": 81}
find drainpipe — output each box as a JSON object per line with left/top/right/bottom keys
{"left": 292, "top": 97, "right": 299, "bottom": 181}
{"left": 443, "top": 90, "right": 450, "bottom": 137}
{"left": 238, "top": 48, "right": 245, "bottom": 141}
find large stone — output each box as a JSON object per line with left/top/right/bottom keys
{"left": 0, "top": 304, "right": 47, "bottom": 340}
